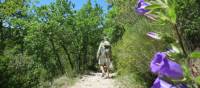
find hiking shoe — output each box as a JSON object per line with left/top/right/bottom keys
{"left": 101, "top": 73, "right": 105, "bottom": 77}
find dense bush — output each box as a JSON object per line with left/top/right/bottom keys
{"left": 176, "top": 0, "right": 200, "bottom": 52}
{"left": 0, "top": 55, "right": 45, "bottom": 88}
{"left": 111, "top": 18, "right": 172, "bottom": 87}
{"left": 176, "top": 0, "right": 200, "bottom": 87}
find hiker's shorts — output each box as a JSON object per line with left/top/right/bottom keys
{"left": 98, "top": 57, "right": 110, "bottom": 66}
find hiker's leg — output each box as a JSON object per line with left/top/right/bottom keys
{"left": 103, "top": 65, "right": 107, "bottom": 72}
{"left": 105, "top": 62, "right": 110, "bottom": 78}
{"left": 100, "top": 65, "right": 105, "bottom": 77}
{"left": 106, "top": 65, "right": 110, "bottom": 78}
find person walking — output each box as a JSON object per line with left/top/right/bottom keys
{"left": 97, "top": 37, "right": 112, "bottom": 78}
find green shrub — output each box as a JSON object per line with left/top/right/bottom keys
{"left": 112, "top": 18, "right": 172, "bottom": 87}
{"left": 0, "top": 55, "right": 45, "bottom": 88}
{"left": 176, "top": 0, "right": 200, "bottom": 51}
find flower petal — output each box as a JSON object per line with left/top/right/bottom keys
{"left": 147, "top": 32, "right": 161, "bottom": 40}
{"left": 160, "top": 59, "right": 183, "bottom": 79}
{"left": 150, "top": 52, "right": 183, "bottom": 79}
{"left": 151, "top": 77, "right": 176, "bottom": 88}
{"left": 135, "top": 0, "right": 150, "bottom": 15}
{"left": 150, "top": 52, "right": 166, "bottom": 73}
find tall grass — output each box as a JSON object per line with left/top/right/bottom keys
{"left": 112, "top": 17, "right": 172, "bottom": 87}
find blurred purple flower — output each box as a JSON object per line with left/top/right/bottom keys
{"left": 151, "top": 77, "right": 176, "bottom": 88}
{"left": 150, "top": 52, "right": 183, "bottom": 79}
{"left": 150, "top": 52, "right": 166, "bottom": 73}
{"left": 135, "top": 0, "right": 150, "bottom": 15}
{"left": 147, "top": 32, "right": 161, "bottom": 40}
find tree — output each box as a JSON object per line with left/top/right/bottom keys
{"left": 74, "top": 0, "right": 104, "bottom": 72}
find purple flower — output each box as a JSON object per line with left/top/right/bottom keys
{"left": 147, "top": 32, "right": 161, "bottom": 40}
{"left": 150, "top": 52, "right": 166, "bottom": 73}
{"left": 135, "top": 0, "right": 150, "bottom": 15}
{"left": 150, "top": 52, "right": 183, "bottom": 79}
{"left": 151, "top": 77, "right": 176, "bottom": 88}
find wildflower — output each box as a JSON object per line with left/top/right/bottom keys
{"left": 135, "top": 0, "right": 150, "bottom": 15}
{"left": 147, "top": 32, "right": 161, "bottom": 40}
{"left": 150, "top": 52, "right": 183, "bottom": 79}
{"left": 151, "top": 77, "right": 176, "bottom": 88}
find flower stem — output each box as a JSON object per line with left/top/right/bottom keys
{"left": 173, "top": 24, "right": 187, "bottom": 57}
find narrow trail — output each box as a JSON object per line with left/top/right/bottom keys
{"left": 69, "top": 72, "right": 120, "bottom": 88}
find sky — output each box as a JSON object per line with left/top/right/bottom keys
{"left": 3, "top": 0, "right": 109, "bottom": 28}
{"left": 36, "top": 0, "right": 109, "bottom": 12}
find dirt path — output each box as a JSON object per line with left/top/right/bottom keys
{"left": 69, "top": 72, "right": 120, "bottom": 88}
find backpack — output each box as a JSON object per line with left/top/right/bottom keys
{"left": 105, "top": 47, "right": 110, "bottom": 58}
{"left": 102, "top": 45, "right": 111, "bottom": 58}
{"left": 99, "top": 41, "right": 111, "bottom": 58}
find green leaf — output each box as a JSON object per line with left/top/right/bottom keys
{"left": 164, "top": 0, "right": 168, "bottom": 5}
{"left": 194, "top": 76, "right": 200, "bottom": 85}
{"left": 156, "top": 0, "right": 168, "bottom": 8}
{"left": 145, "top": 4, "right": 161, "bottom": 10}
{"left": 190, "top": 51, "right": 200, "bottom": 59}
{"left": 158, "top": 12, "right": 170, "bottom": 22}
{"left": 171, "top": 44, "right": 180, "bottom": 53}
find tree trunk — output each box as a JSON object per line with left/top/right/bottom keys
{"left": 57, "top": 34, "right": 74, "bottom": 70}
{"left": 61, "top": 43, "right": 74, "bottom": 69}
{"left": 20, "top": 32, "right": 24, "bottom": 55}
{"left": 82, "top": 35, "right": 88, "bottom": 71}
{"left": 49, "top": 38, "right": 65, "bottom": 74}
{"left": 0, "top": 20, "right": 5, "bottom": 55}
{"left": 77, "top": 50, "right": 81, "bottom": 72}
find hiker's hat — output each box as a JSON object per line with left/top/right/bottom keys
{"left": 104, "top": 41, "right": 110, "bottom": 46}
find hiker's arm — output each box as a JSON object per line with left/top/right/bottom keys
{"left": 96, "top": 43, "right": 102, "bottom": 59}
{"left": 110, "top": 46, "right": 112, "bottom": 61}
